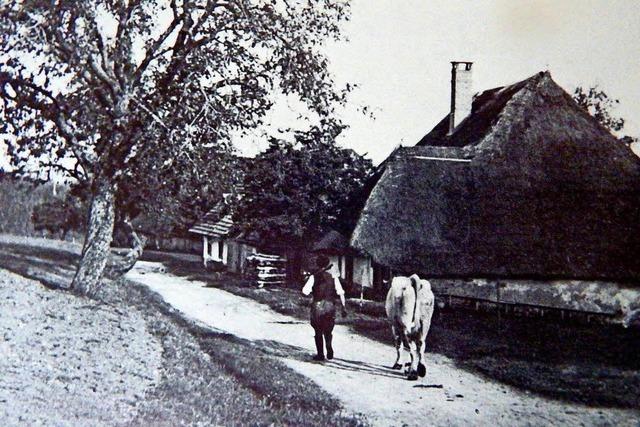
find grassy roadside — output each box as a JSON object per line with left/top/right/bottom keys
{"left": 0, "top": 237, "right": 365, "bottom": 426}
{"left": 140, "top": 250, "right": 640, "bottom": 409}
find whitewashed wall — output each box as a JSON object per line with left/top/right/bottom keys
{"left": 353, "top": 256, "right": 373, "bottom": 288}
{"left": 430, "top": 278, "right": 640, "bottom": 319}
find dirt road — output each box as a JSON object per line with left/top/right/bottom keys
{"left": 127, "top": 262, "right": 640, "bottom": 427}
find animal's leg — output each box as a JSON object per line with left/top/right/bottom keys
{"left": 401, "top": 334, "right": 412, "bottom": 373}
{"left": 401, "top": 328, "right": 418, "bottom": 380}
{"left": 417, "top": 338, "right": 427, "bottom": 377}
{"left": 406, "top": 339, "right": 419, "bottom": 381}
{"left": 418, "top": 297, "right": 434, "bottom": 378}
{"left": 391, "top": 325, "right": 403, "bottom": 369}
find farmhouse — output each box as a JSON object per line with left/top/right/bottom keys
{"left": 352, "top": 62, "right": 640, "bottom": 317}
{"left": 189, "top": 208, "right": 376, "bottom": 290}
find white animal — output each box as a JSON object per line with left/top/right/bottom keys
{"left": 385, "top": 274, "right": 435, "bottom": 380}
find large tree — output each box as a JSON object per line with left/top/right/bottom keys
{"left": 0, "top": 0, "right": 351, "bottom": 295}
{"left": 234, "top": 120, "right": 373, "bottom": 280}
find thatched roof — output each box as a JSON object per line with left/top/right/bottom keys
{"left": 312, "top": 229, "right": 351, "bottom": 255}
{"left": 189, "top": 208, "right": 234, "bottom": 238}
{"left": 352, "top": 71, "right": 640, "bottom": 280}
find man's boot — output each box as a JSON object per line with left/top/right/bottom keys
{"left": 325, "top": 332, "right": 334, "bottom": 360}
{"left": 313, "top": 334, "right": 325, "bottom": 361}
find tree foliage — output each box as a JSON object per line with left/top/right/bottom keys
{"left": 572, "top": 85, "right": 639, "bottom": 147}
{"left": 573, "top": 85, "right": 625, "bottom": 133}
{"left": 234, "top": 120, "right": 373, "bottom": 248}
{"left": 126, "top": 151, "right": 247, "bottom": 238}
{"left": 1, "top": 0, "right": 351, "bottom": 183}
{"left": 0, "top": 0, "right": 352, "bottom": 292}
{"left": 619, "top": 135, "right": 639, "bottom": 147}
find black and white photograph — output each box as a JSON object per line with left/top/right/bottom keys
{"left": 1, "top": 0, "right": 639, "bottom": 425}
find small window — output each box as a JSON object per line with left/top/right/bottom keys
{"left": 218, "top": 240, "right": 224, "bottom": 259}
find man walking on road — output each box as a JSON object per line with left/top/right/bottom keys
{"left": 302, "top": 254, "right": 348, "bottom": 361}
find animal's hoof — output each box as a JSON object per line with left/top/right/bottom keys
{"left": 417, "top": 363, "right": 426, "bottom": 377}
{"left": 407, "top": 371, "right": 419, "bottom": 381}
{"left": 312, "top": 354, "right": 325, "bottom": 361}
{"left": 391, "top": 363, "right": 402, "bottom": 370}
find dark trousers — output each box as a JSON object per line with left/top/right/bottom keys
{"left": 310, "top": 300, "right": 336, "bottom": 359}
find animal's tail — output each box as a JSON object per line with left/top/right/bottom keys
{"left": 409, "top": 274, "right": 420, "bottom": 325}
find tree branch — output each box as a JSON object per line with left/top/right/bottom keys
{"left": 0, "top": 74, "right": 92, "bottom": 173}
{"left": 42, "top": 161, "right": 86, "bottom": 181}
{"left": 131, "top": 0, "right": 184, "bottom": 85}
{"left": 105, "top": 213, "right": 147, "bottom": 276}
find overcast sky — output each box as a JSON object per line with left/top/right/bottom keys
{"left": 2, "top": 0, "right": 639, "bottom": 169}
{"left": 243, "top": 0, "right": 640, "bottom": 163}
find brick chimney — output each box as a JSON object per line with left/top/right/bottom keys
{"left": 448, "top": 61, "right": 473, "bottom": 134}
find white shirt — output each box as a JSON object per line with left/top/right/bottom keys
{"left": 302, "top": 272, "right": 345, "bottom": 296}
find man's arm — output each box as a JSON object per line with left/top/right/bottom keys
{"left": 302, "top": 275, "right": 314, "bottom": 296}
{"left": 333, "top": 276, "right": 347, "bottom": 315}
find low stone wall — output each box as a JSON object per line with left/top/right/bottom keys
{"left": 430, "top": 278, "right": 640, "bottom": 319}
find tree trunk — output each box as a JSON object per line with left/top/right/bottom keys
{"left": 106, "top": 214, "right": 147, "bottom": 276}
{"left": 71, "top": 179, "right": 116, "bottom": 296}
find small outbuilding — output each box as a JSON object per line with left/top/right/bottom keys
{"left": 188, "top": 205, "right": 234, "bottom": 267}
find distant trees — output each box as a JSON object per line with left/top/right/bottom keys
{"left": 0, "top": 174, "right": 58, "bottom": 236}
{"left": 0, "top": 173, "right": 86, "bottom": 239}
{"left": 573, "top": 85, "right": 638, "bottom": 146}
{"left": 32, "top": 196, "right": 85, "bottom": 240}
{"left": 619, "top": 135, "right": 639, "bottom": 147}
{"left": 573, "top": 86, "right": 625, "bottom": 133}
{"left": 0, "top": 1, "right": 353, "bottom": 295}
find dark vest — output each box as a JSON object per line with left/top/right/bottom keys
{"left": 311, "top": 271, "right": 338, "bottom": 303}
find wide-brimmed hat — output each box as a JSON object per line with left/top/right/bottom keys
{"left": 313, "top": 254, "right": 331, "bottom": 271}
